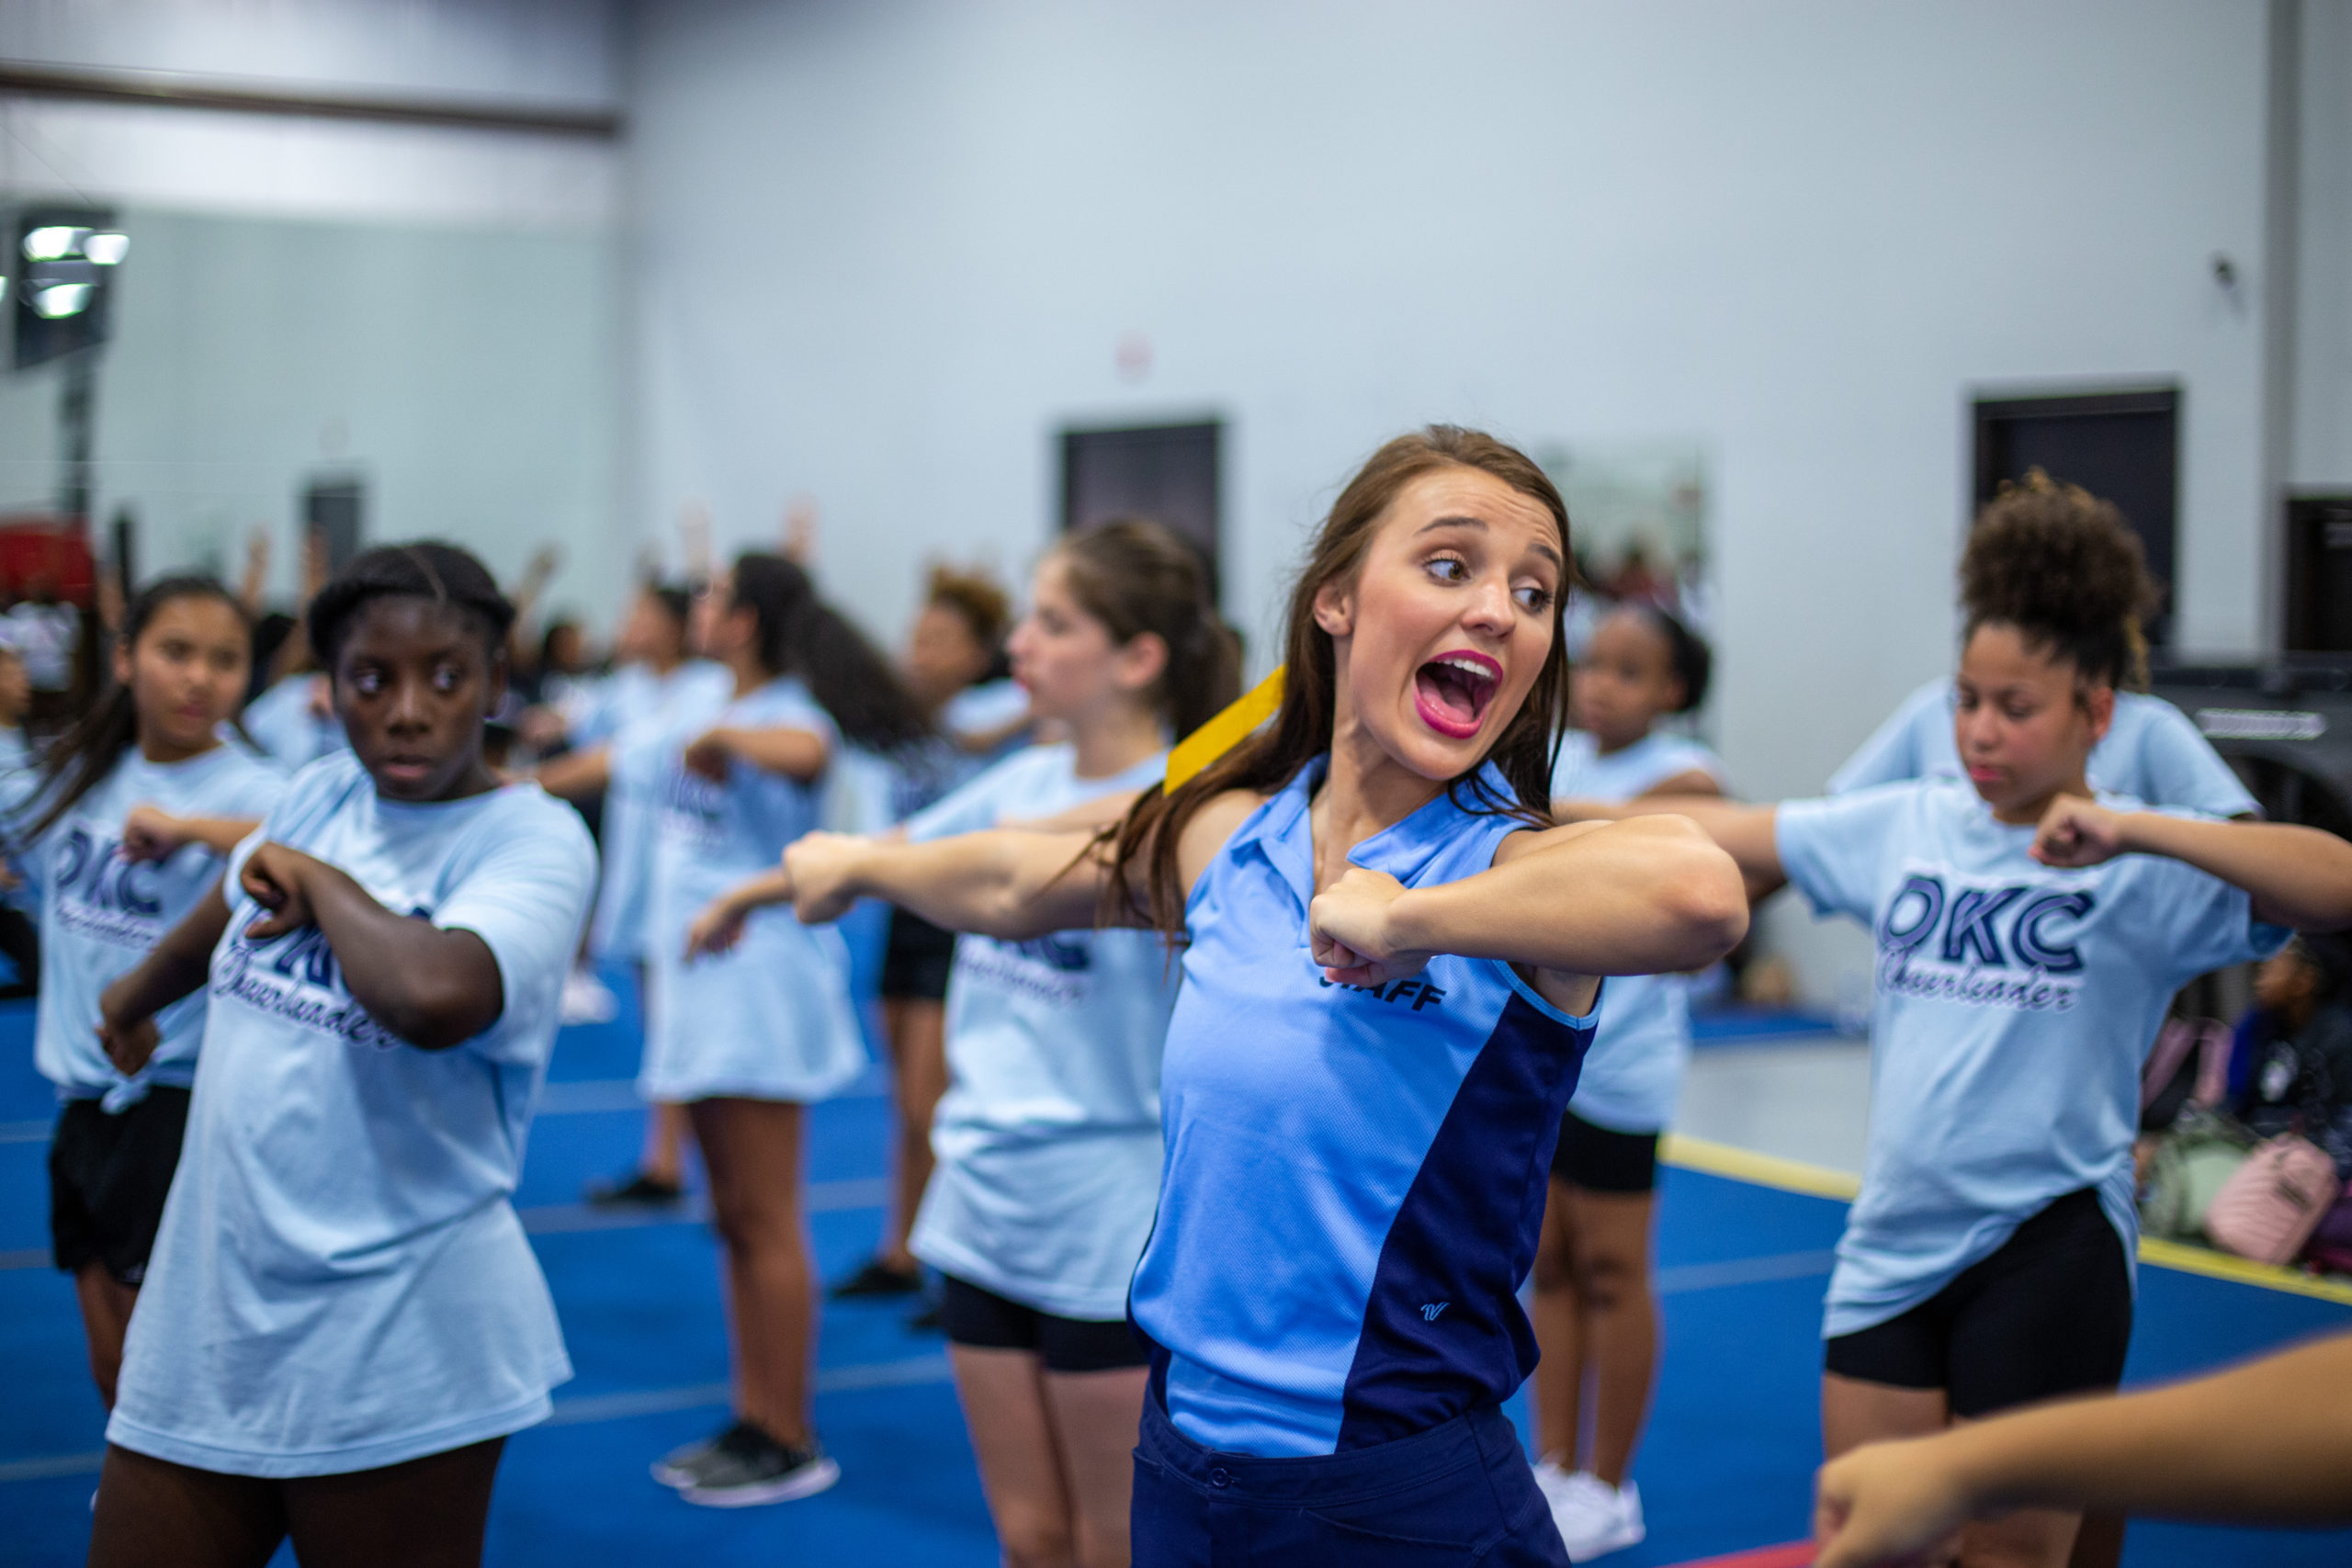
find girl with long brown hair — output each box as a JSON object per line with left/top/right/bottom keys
{"left": 775, "top": 426, "right": 1747, "bottom": 1564}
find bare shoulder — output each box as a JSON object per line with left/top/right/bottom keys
{"left": 1174, "top": 789, "right": 1271, "bottom": 890}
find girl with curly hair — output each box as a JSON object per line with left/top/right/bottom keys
{"left": 1559, "top": 472, "right": 2352, "bottom": 1568}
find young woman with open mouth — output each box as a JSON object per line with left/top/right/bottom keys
{"left": 773, "top": 426, "right": 1748, "bottom": 1564}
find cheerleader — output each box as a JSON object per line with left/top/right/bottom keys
{"left": 775, "top": 427, "right": 1748, "bottom": 1565}
{"left": 696, "top": 520, "right": 1235, "bottom": 1565}
{"left": 1560, "top": 474, "right": 2352, "bottom": 1568}
{"left": 1532, "top": 603, "right": 1724, "bottom": 1558}
{"left": 642, "top": 552, "right": 928, "bottom": 1506}
{"left": 87, "top": 544, "right": 596, "bottom": 1567}
{"left": 15, "top": 576, "right": 284, "bottom": 1411}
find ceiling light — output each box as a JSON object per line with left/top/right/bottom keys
{"left": 32, "top": 283, "right": 94, "bottom": 319}
{"left": 84, "top": 232, "right": 129, "bottom": 265}
{"left": 22, "top": 226, "right": 85, "bottom": 263}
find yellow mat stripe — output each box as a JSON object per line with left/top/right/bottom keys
{"left": 1166, "top": 666, "right": 1285, "bottom": 791}
{"left": 1660, "top": 1134, "right": 2352, "bottom": 1307}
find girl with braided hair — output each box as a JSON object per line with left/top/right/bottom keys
{"left": 86, "top": 543, "right": 597, "bottom": 1567}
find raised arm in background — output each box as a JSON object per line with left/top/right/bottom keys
{"left": 235, "top": 842, "right": 505, "bottom": 1050}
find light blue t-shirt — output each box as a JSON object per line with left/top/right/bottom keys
{"left": 586, "top": 660, "right": 731, "bottom": 962}
{"left": 1775, "top": 780, "right": 2289, "bottom": 1338}
{"left": 639, "top": 676, "right": 867, "bottom": 1103}
{"left": 904, "top": 743, "right": 1173, "bottom": 1320}
{"left": 1830, "top": 680, "right": 2257, "bottom": 818}
{"left": 22, "top": 745, "right": 288, "bottom": 1107}
{"left": 1549, "top": 729, "right": 1727, "bottom": 1134}
{"left": 107, "top": 750, "right": 597, "bottom": 1477}
{"left": 1129, "top": 760, "right": 1599, "bottom": 1457}
{"left": 243, "top": 674, "right": 349, "bottom": 770}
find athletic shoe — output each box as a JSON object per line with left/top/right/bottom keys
{"left": 830, "top": 1257, "right": 922, "bottom": 1299}
{"left": 560, "top": 968, "right": 618, "bottom": 1025}
{"left": 585, "top": 1169, "right": 686, "bottom": 1208}
{"left": 1544, "top": 1469, "right": 1645, "bottom": 1560}
{"left": 678, "top": 1426, "right": 841, "bottom": 1508}
{"left": 651, "top": 1421, "right": 757, "bottom": 1488}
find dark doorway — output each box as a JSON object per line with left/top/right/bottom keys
{"left": 2285, "top": 496, "right": 2352, "bottom": 653}
{"left": 1973, "top": 389, "right": 2179, "bottom": 646}
{"left": 1059, "top": 422, "right": 1221, "bottom": 595}
{"left": 303, "top": 477, "right": 366, "bottom": 577}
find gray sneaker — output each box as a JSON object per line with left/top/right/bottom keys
{"left": 678, "top": 1425, "right": 841, "bottom": 1508}
{"left": 651, "top": 1421, "right": 755, "bottom": 1489}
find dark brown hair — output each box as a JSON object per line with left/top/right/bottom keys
{"left": 1962, "top": 468, "right": 2157, "bottom": 692}
{"left": 925, "top": 562, "right": 1012, "bottom": 653}
{"left": 1052, "top": 518, "right": 1240, "bottom": 739}
{"left": 1107, "top": 425, "right": 1571, "bottom": 935}
{"left": 729, "top": 552, "right": 931, "bottom": 752}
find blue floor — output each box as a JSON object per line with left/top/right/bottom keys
{"left": 5, "top": 962, "right": 2350, "bottom": 1566}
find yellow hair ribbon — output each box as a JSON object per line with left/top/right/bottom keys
{"left": 1165, "top": 666, "right": 1285, "bottom": 791}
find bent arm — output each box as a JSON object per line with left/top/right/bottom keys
{"left": 1409, "top": 815, "right": 1747, "bottom": 978}
{"left": 786, "top": 829, "right": 1114, "bottom": 940}
{"left": 712, "top": 725, "right": 831, "bottom": 783}
{"left": 166, "top": 815, "right": 264, "bottom": 858}
{"left": 2115, "top": 814, "right": 2352, "bottom": 931}
{"left": 1814, "top": 1331, "right": 2352, "bottom": 1567}
{"left": 1556, "top": 794, "right": 1786, "bottom": 899}
{"left": 534, "top": 745, "right": 613, "bottom": 802}
{"left": 289, "top": 856, "right": 505, "bottom": 1050}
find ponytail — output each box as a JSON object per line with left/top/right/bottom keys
{"left": 729, "top": 552, "right": 931, "bottom": 753}
{"left": 1052, "top": 518, "right": 1240, "bottom": 739}
{"left": 24, "top": 575, "right": 250, "bottom": 842}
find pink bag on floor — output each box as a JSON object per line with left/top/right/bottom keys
{"left": 2204, "top": 1134, "right": 2340, "bottom": 1266}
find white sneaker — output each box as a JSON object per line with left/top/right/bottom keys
{"left": 1544, "top": 1469, "right": 1645, "bottom": 1560}
{"left": 560, "top": 968, "right": 617, "bottom": 1025}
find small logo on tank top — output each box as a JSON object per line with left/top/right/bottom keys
{"left": 1419, "top": 1301, "right": 1449, "bottom": 1322}
{"left": 1317, "top": 975, "right": 1446, "bottom": 1010}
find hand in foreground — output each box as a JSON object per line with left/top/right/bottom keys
{"left": 683, "top": 728, "right": 733, "bottom": 782}
{"left": 2030, "top": 795, "right": 2127, "bottom": 869}
{"left": 1813, "top": 1435, "right": 1973, "bottom": 1568}
{"left": 1307, "top": 866, "right": 1427, "bottom": 989}
{"left": 241, "top": 842, "right": 320, "bottom": 941}
{"left": 97, "top": 976, "right": 162, "bottom": 1077}
{"left": 783, "top": 833, "right": 867, "bottom": 926}
{"left": 121, "top": 805, "right": 195, "bottom": 863}
{"left": 684, "top": 896, "right": 755, "bottom": 961}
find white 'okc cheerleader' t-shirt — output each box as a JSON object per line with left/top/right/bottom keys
{"left": 21, "top": 745, "right": 288, "bottom": 1107}
{"left": 903, "top": 743, "right": 1174, "bottom": 1320}
{"left": 639, "top": 675, "right": 867, "bottom": 1103}
{"left": 1549, "top": 730, "right": 1725, "bottom": 1133}
{"left": 1775, "top": 779, "right": 2288, "bottom": 1338}
{"left": 107, "top": 751, "right": 597, "bottom": 1477}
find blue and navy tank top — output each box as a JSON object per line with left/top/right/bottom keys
{"left": 1127, "top": 756, "right": 1599, "bottom": 1457}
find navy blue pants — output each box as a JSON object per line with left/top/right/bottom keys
{"left": 1132, "top": 1394, "right": 1571, "bottom": 1566}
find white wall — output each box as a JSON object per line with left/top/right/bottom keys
{"left": 627, "top": 0, "right": 2276, "bottom": 1000}
{"left": 0, "top": 209, "right": 624, "bottom": 617}
{"left": 2293, "top": 0, "right": 2352, "bottom": 489}
{"left": 0, "top": 0, "right": 621, "bottom": 227}
{"left": 0, "top": 0, "right": 628, "bottom": 617}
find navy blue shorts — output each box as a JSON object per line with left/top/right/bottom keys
{"left": 1132, "top": 1393, "right": 1568, "bottom": 1566}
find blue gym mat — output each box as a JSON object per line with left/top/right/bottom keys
{"left": 4, "top": 960, "right": 2349, "bottom": 1567}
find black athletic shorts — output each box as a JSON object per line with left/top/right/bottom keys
{"left": 936, "top": 1273, "right": 1152, "bottom": 1374}
{"left": 880, "top": 907, "right": 957, "bottom": 1002}
{"left": 1823, "top": 1186, "right": 2132, "bottom": 1419}
{"left": 1550, "top": 1107, "right": 1661, "bottom": 1194}
{"left": 49, "top": 1088, "right": 192, "bottom": 1287}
